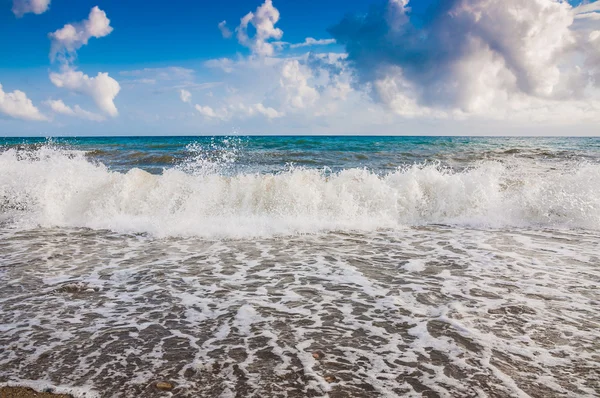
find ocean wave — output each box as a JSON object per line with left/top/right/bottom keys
{"left": 0, "top": 145, "right": 599, "bottom": 237}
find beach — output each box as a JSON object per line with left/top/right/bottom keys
{"left": 1, "top": 136, "right": 599, "bottom": 397}
{"left": 0, "top": 386, "right": 71, "bottom": 398}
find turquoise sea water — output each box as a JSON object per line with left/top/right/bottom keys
{"left": 0, "top": 136, "right": 599, "bottom": 397}
{"left": 2, "top": 135, "right": 600, "bottom": 173}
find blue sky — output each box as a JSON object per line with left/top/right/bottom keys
{"left": 0, "top": 0, "right": 599, "bottom": 136}
{"left": 0, "top": 0, "right": 367, "bottom": 67}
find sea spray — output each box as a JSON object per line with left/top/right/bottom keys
{"left": 1, "top": 144, "right": 599, "bottom": 237}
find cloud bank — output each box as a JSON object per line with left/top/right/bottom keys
{"left": 280, "top": 60, "right": 319, "bottom": 109}
{"left": 329, "top": 0, "right": 600, "bottom": 117}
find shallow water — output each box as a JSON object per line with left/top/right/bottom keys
{"left": 0, "top": 137, "right": 599, "bottom": 397}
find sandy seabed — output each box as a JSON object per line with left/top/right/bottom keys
{"left": 0, "top": 387, "right": 71, "bottom": 398}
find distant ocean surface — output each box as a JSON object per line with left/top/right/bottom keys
{"left": 1, "top": 136, "right": 599, "bottom": 397}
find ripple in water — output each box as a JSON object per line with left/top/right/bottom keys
{"left": 1, "top": 138, "right": 599, "bottom": 397}
{"left": 0, "top": 227, "right": 599, "bottom": 397}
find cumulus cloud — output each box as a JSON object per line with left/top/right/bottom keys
{"left": 193, "top": 53, "right": 358, "bottom": 123}
{"left": 235, "top": 0, "right": 283, "bottom": 56}
{"left": 575, "top": 1, "right": 600, "bottom": 15}
{"left": 195, "top": 105, "right": 221, "bottom": 119}
{"left": 0, "top": 84, "right": 47, "bottom": 121}
{"left": 179, "top": 89, "right": 192, "bottom": 103}
{"left": 218, "top": 20, "right": 233, "bottom": 38}
{"left": 44, "top": 99, "right": 105, "bottom": 121}
{"left": 12, "top": 0, "right": 50, "bottom": 17}
{"left": 330, "top": 0, "right": 600, "bottom": 116}
{"left": 197, "top": 53, "right": 358, "bottom": 122}
{"left": 574, "top": 12, "right": 600, "bottom": 33}
{"left": 289, "top": 37, "right": 336, "bottom": 49}
{"left": 49, "top": 67, "right": 121, "bottom": 117}
{"left": 49, "top": 6, "right": 113, "bottom": 62}
{"left": 280, "top": 60, "right": 319, "bottom": 109}
{"left": 282, "top": 53, "right": 360, "bottom": 117}
{"left": 245, "top": 103, "right": 282, "bottom": 119}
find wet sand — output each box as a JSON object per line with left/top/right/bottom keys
{"left": 1, "top": 228, "right": 599, "bottom": 397}
{"left": 0, "top": 387, "right": 71, "bottom": 398}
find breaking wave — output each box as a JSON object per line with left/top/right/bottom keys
{"left": 1, "top": 145, "right": 599, "bottom": 237}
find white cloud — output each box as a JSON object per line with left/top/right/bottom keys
{"left": 262, "top": 38, "right": 336, "bottom": 50}
{"left": 120, "top": 67, "right": 195, "bottom": 81}
{"left": 186, "top": 0, "right": 600, "bottom": 133}
{"left": 12, "top": 0, "right": 50, "bottom": 17}
{"left": 235, "top": 0, "right": 283, "bottom": 56}
{"left": 195, "top": 104, "right": 222, "bottom": 119}
{"left": 194, "top": 102, "right": 282, "bottom": 120}
{"left": 205, "top": 56, "right": 282, "bottom": 74}
{"left": 172, "top": 82, "right": 222, "bottom": 91}
{"left": 49, "top": 67, "right": 121, "bottom": 117}
{"left": 119, "top": 67, "right": 219, "bottom": 96}
{"left": 49, "top": 6, "right": 113, "bottom": 62}
{"left": 371, "top": 70, "right": 446, "bottom": 118}
{"left": 289, "top": 38, "right": 336, "bottom": 49}
{"left": 574, "top": 1, "right": 600, "bottom": 15}
{"left": 44, "top": 99, "right": 105, "bottom": 121}
{"left": 45, "top": 98, "right": 75, "bottom": 115}
{"left": 120, "top": 78, "right": 157, "bottom": 86}
{"left": 0, "top": 83, "right": 47, "bottom": 121}
{"left": 330, "top": 0, "right": 600, "bottom": 118}
{"left": 239, "top": 103, "right": 283, "bottom": 119}
{"left": 218, "top": 20, "right": 232, "bottom": 38}
{"left": 280, "top": 60, "right": 319, "bottom": 109}
{"left": 179, "top": 89, "right": 192, "bottom": 103}
{"left": 255, "top": 103, "right": 282, "bottom": 119}
{"left": 204, "top": 58, "right": 236, "bottom": 73}
{"left": 197, "top": 53, "right": 358, "bottom": 122}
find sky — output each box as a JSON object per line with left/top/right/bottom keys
{"left": 0, "top": 0, "right": 599, "bottom": 136}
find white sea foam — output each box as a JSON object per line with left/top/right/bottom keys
{"left": 0, "top": 145, "right": 599, "bottom": 237}
{"left": 1, "top": 227, "right": 598, "bottom": 397}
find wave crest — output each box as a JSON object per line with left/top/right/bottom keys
{"left": 1, "top": 145, "right": 599, "bottom": 237}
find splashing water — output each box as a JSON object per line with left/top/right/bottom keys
{"left": 0, "top": 141, "right": 599, "bottom": 237}
{"left": 1, "top": 136, "right": 599, "bottom": 397}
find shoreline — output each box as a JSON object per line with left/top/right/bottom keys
{"left": 1, "top": 226, "right": 598, "bottom": 396}
{"left": 0, "top": 387, "right": 71, "bottom": 398}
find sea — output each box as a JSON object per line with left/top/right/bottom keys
{"left": 0, "top": 136, "right": 599, "bottom": 397}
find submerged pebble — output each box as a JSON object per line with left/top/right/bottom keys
{"left": 155, "top": 382, "right": 173, "bottom": 391}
